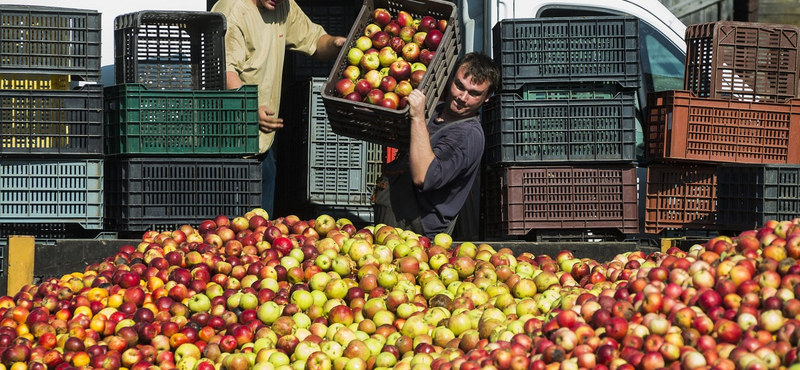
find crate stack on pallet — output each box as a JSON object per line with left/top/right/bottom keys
{"left": 644, "top": 21, "right": 800, "bottom": 235}
{"left": 0, "top": 5, "right": 105, "bottom": 245}
{"left": 275, "top": 78, "right": 383, "bottom": 227}
{"left": 482, "top": 17, "right": 641, "bottom": 241}
{"left": 103, "top": 11, "right": 262, "bottom": 237}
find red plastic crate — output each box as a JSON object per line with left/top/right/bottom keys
{"left": 483, "top": 165, "right": 638, "bottom": 238}
{"left": 645, "top": 163, "right": 718, "bottom": 235}
{"left": 321, "top": 0, "right": 460, "bottom": 150}
{"left": 684, "top": 21, "right": 800, "bottom": 103}
{"left": 645, "top": 90, "right": 800, "bottom": 164}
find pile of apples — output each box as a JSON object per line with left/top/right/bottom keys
{"left": 5, "top": 210, "right": 800, "bottom": 370}
{"left": 334, "top": 8, "right": 447, "bottom": 109}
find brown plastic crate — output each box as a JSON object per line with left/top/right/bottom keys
{"left": 321, "top": 0, "right": 461, "bottom": 150}
{"left": 483, "top": 165, "right": 639, "bottom": 238}
{"left": 645, "top": 90, "right": 800, "bottom": 164}
{"left": 645, "top": 163, "right": 718, "bottom": 235}
{"left": 684, "top": 21, "right": 800, "bottom": 103}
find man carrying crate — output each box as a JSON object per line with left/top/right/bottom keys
{"left": 374, "top": 52, "right": 500, "bottom": 239}
{"left": 212, "top": 0, "right": 346, "bottom": 217}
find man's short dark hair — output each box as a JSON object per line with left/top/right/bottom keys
{"left": 454, "top": 52, "right": 501, "bottom": 95}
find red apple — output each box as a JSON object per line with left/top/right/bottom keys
{"left": 425, "top": 29, "right": 443, "bottom": 51}
{"left": 335, "top": 78, "right": 355, "bottom": 97}
{"left": 372, "top": 8, "right": 392, "bottom": 28}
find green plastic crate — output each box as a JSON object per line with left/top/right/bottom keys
{"left": 104, "top": 84, "right": 259, "bottom": 156}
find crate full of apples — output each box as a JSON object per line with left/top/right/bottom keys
{"left": 321, "top": 0, "right": 460, "bottom": 150}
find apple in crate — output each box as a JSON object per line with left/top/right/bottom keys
{"left": 355, "top": 35, "right": 372, "bottom": 51}
{"left": 347, "top": 48, "right": 364, "bottom": 66}
{"left": 394, "top": 80, "right": 413, "bottom": 98}
{"left": 364, "top": 69, "right": 382, "bottom": 89}
{"left": 343, "top": 65, "right": 361, "bottom": 82}
{"left": 371, "top": 31, "right": 390, "bottom": 49}
{"left": 389, "top": 60, "right": 411, "bottom": 81}
{"left": 379, "top": 76, "right": 397, "bottom": 93}
{"left": 364, "top": 23, "right": 382, "bottom": 37}
{"left": 389, "top": 36, "right": 405, "bottom": 53}
{"left": 401, "top": 42, "right": 420, "bottom": 62}
{"left": 384, "top": 22, "right": 401, "bottom": 37}
{"left": 396, "top": 10, "right": 413, "bottom": 28}
{"left": 378, "top": 47, "right": 397, "bottom": 68}
{"left": 355, "top": 79, "right": 372, "bottom": 97}
{"left": 425, "top": 29, "right": 443, "bottom": 51}
{"left": 399, "top": 26, "right": 415, "bottom": 43}
{"left": 409, "top": 69, "right": 426, "bottom": 88}
{"left": 335, "top": 78, "right": 356, "bottom": 97}
{"left": 360, "top": 53, "right": 380, "bottom": 71}
{"left": 372, "top": 8, "right": 392, "bottom": 28}
{"left": 418, "top": 16, "right": 438, "bottom": 33}
{"left": 366, "top": 89, "right": 384, "bottom": 105}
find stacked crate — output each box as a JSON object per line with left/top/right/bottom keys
{"left": 0, "top": 6, "right": 105, "bottom": 246}
{"left": 104, "top": 11, "right": 262, "bottom": 236}
{"left": 645, "top": 21, "right": 800, "bottom": 234}
{"left": 483, "top": 17, "right": 641, "bottom": 241}
{"left": 275, "top": 78, "right": 383, "bottom": 227}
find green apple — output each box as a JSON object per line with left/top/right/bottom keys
{"left": 268, "top": 351, "right": 291, "bottom": 367}
{"left": 291, "top": 290, "right": 314, "bottom": 312}
{"left": 257, "top": 301, "right": 282, "bottom": 325}
{"left": 347, "top": 48, "right": 364, "bottom": 66}
{"left": 355, "top": 36, "right": 372, "bottom": 51}
{"left": 239, "top": 292, "right": 259, "bottom": 310}
{"left": 433, "top": 233, "right": 452, "bottom": 249}
{"left": 320, "top": 340, "right": 343, "bottom": 359}
{"left": 186, "top": 293, "right": 211, "bottom": 313}
{"left": 174, "top": 343, "right": 201, "bottom": 364}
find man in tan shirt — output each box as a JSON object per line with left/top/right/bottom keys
{"left": 212, "top": 0, "right": 346, "bottom": 217}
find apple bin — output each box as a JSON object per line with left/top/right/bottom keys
{"left": 321, "top": 0, "right": 461, "bottom": 150}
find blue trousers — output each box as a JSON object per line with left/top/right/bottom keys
{"left": 261, "top": 148, "right": 275, "bottom": 217}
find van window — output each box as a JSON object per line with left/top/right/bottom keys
{"left": 639, "top": 21, "right": 684, "bottom": 93}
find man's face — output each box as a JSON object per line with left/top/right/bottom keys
{"left": 256, "top": 0, "right": 285, "bottom": 10}
{"left": 444, "top": 66, "right": 491, "bottom": 118}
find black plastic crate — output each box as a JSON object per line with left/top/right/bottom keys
{"left": 284, "top": 0, "right": 361, "bottom": 82}
{"left": 114, "top": 11, "right": 226, "bottom": 90}
{"left": 483, "top": 88, "right": 637, "bottom": 165}
{"left": 0, "top": 5, "right": 101, "bottom": 81}
{"left": 717, "top": 164, "right": 800, "bottom": 231}
{"left": 0, "top": 85, "right": 103, "bottom": 156}
{"left": 320, "top": 0, "right": 460, "bottom": 150}
{"left": 105, "top": 157, "right": 262, "bottom": 233}
{"left": 492, "top": 17, "right": 640, "bottom": 91}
